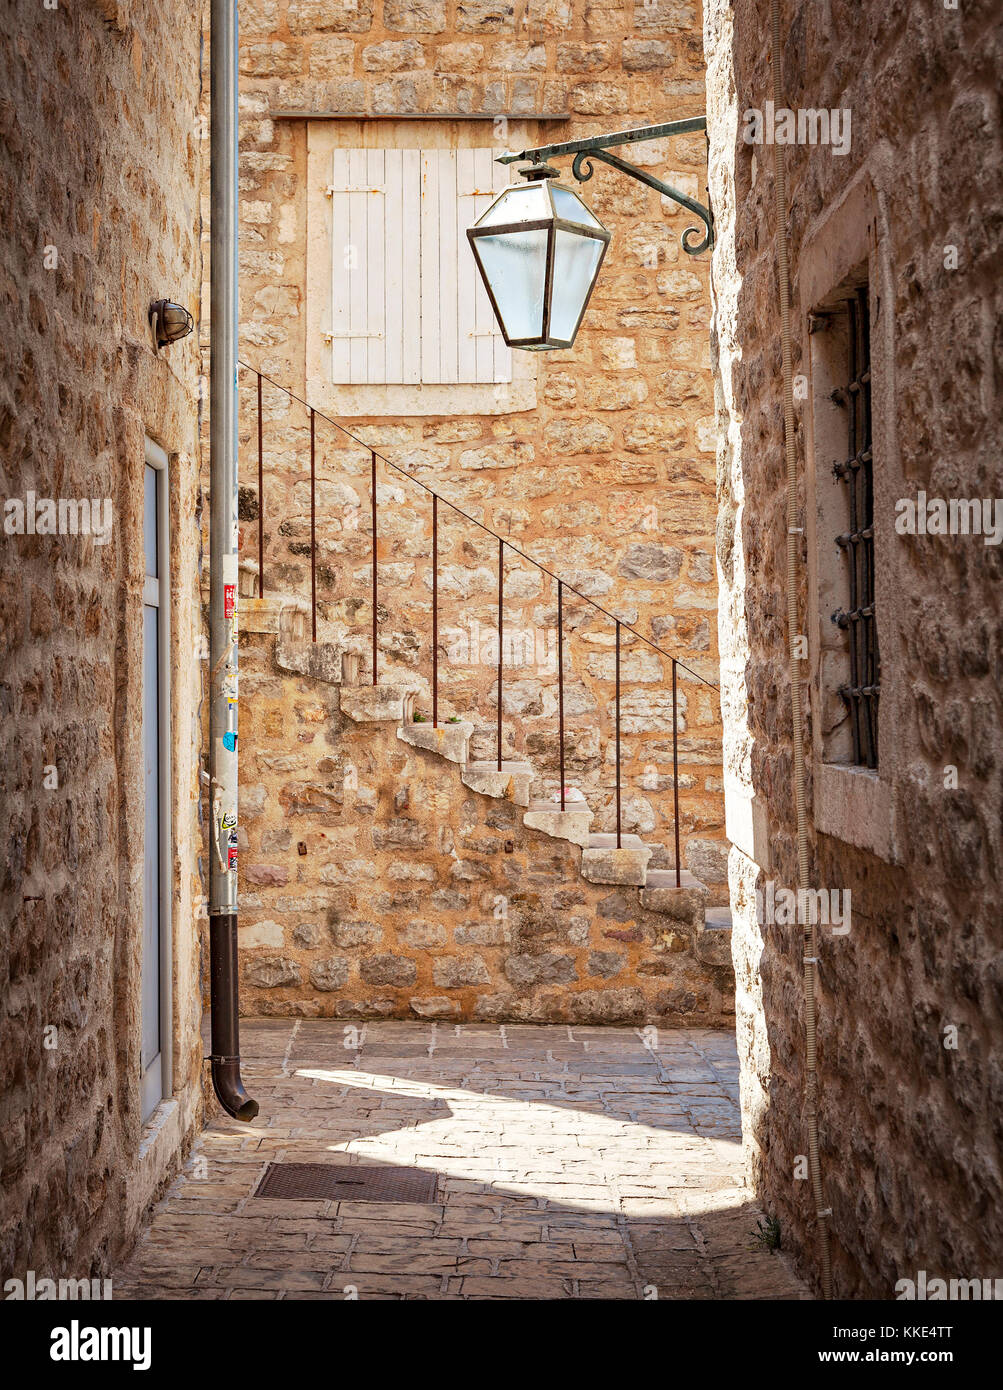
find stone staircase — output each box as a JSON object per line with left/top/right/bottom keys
{"left": 233, "top": 553, "right": 733, "bottom": 1026}
{"left": 318, "top": 654, "right": 730, "bottom": 965}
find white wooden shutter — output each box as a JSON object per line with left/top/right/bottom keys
{"left": 328, "top": 148, "right": 388, "bottom": 385}
{"left": 329, "top": 146, "right": 512, "bottom": 386}
{"left": 456, "top": 148, "right": 514, "bottom": 385}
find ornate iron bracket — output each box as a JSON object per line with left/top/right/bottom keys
{"left": 497, "top": 117, "right": 714, "bottom": 256}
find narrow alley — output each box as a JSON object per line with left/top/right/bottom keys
{"left": 113, "top": 1023, "right": 804, "bottom": 1300}
{"left": 5, "top": 0, "right": 999, "bottom": 1349}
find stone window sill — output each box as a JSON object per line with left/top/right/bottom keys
{"left": 814, "top": 761, "right": 897, "bottom": 863}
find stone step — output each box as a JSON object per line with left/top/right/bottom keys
{"left": 523, "top": 798, "right": 593, "bottom": 849}
{"left": 640, "top": 869, "right": 708, "bottom": 927}
{"left": 586, "top": 832, "right": 648, "bottom": 850}
{"left": 461, "top": 761, "right": 534, "bottom": 808}
{"left": 340, "top": 683, "right": 419, "bottom": 724}
{"left": 398, "top": 719, "right": 473, "bottom": 767}
{"left": 643, "top": 868, "right": 705, "bottom": 892}
{"left": 697, "top": 905, "right": 734, "bottom": 966}
{"left": 581, "top": 841, "right": 653, "bottom": 887}
{"left": 275, "top": 639, "right": 347, "bottom": 684}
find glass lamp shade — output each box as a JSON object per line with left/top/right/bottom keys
{"left": 466, "top": 176, "right": 611, "bottom": 350}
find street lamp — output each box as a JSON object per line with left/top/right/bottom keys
{"left": 466, "top": 163, "right": 610, "bottom": 351}
{"left": 468, "top": 118, "right": 714, "bottom": 352}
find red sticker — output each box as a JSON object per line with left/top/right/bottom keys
{"left": 224, "top": 584, "right": 236, "bottom": 619}
{"left": 228, "top": 847, "right": 238, "bottom": 869}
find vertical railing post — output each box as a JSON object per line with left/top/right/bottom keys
{"left": 256, "top": 371, "right": 264, "bottom": 597}
{"left": 557, "top": 580, "right": 565, "bottom": 812}
{"left": 309, "top": 407, "right": 316, "bottom": 642}
{"left": 615, "top": 619, "right": 622, "bottom": 849}
{"left": 672, "top": 658, "right": 681, "bottom": 887}
{"left": 497, "top": 538, "right": 503, "bottom": 772}
{"left": 371, "top": 451, "right": 378, "bottom": 684}
{"left": 432, "top": 493, "right": 438, "bottom": 727}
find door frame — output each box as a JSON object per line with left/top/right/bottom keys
{"left": 141, "top": 435, "right": 173, "bottom": 1122}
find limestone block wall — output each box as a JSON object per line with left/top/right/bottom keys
{"left": 0, "top": 1, "right": 205, "bottom": 1279}
{"left": 233, "top": 602, "right": 734, "bottom": 1024}
{"left": 705, "top": 0, "right": 1003, "bottom": 1297}
{"left": 201, "top": 0, "right": 730, "bottom": 939}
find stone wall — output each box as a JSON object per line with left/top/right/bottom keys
{"left": 705, "top": 0, "right": 1003, "bottom": 1297}
{"left": 217, "top": 0, "right": 730, "bottom": 1012}
{"left": 0, "top": 0, "right": 205, "bottom": 1280}
{"left": 233, "top": 598, "right": 733, "bottom": 1024}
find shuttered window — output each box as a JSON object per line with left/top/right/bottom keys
{"left": 327, "top": 147, "right": 513, "bottom": 387}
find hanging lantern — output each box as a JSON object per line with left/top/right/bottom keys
{"left": 466, "top": 164, "right": 611, "bottom": 351}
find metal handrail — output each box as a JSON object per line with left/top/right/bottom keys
{"left": 242, "top": 359, "right": 720, "bottom": 888}
{"left": 241, "top": 359, "right": 718, "bottom": 691}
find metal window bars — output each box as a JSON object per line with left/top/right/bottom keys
{"left": 240, "top": 360, "right": 721, "bottom": 887}
{"left": 833, "top": 285, "right": 880, "bottom": 768}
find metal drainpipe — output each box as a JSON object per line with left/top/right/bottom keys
{"left": 208, "top": 0, "right": 258, "bottom": 1122}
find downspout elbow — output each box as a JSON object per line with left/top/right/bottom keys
{"left": 208, "top": 910, "right": 259, "bottom": 1122}
{"left": 211, "top": 1055, "right": 259, "bottom": 1122}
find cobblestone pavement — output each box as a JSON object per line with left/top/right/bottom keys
{"left": 113, "top": 1022, "right": 808, "bottom": 1300}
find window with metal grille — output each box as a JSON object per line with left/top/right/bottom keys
{"left": 832, "top": 284, "right": 880, "bottom": 768}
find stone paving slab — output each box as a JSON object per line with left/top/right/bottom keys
{"left": 113, "top": 1021, "right": 808, "bottom": 1302}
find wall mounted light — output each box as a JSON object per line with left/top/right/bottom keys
{"left": 469, "top": 118, "right": 714, "bottom": 352}
{"left": 149, "top": 299, "right": 194, "bottom": 352}
{"left": 466, "top": 163, "right": 610, "bottom": 352}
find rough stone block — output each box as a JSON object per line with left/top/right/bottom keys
{"left": 330, "top": 921, "right": 382, "bottom": 948}
{"left": 239, "top": 920, "right": 284, "bottom": 949}
{"left": 408, "top": 996, "right": 460, "bottom": 1018}
{"left": 433, "top": 955, "right": 490, "bottom": 987}
{"left": 383, "top": 0, "right": 445, "bottom": 32}
{"left": 504, "top": 952, "right": 577, "bottom": 988}
{"left": 287, "top": 0, "right": 374, "bottom": 33}
{"left": 587, "top": 949, "right": 627, "bottom": 979}
{"left": 359, "top": 953, "right": 418, "bottom": 987}
{"left": 244, "top": 955, "right": 301, "bottom": 988}
{"left": 456, "top": 0, "right": 516, "bottom": 33}
{"left": 568, "top": 988, "right": 646, "bottom": 1023}
{"left": 309, "top": 957, "right": 350, "bottom": 991}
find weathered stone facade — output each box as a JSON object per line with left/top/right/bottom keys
{"left": 705, "top": 0, "right": 1003, "bottom": 1297}
{"left": 221, "top": 0, "right": 730, "bottom": 1014}
{"left": 1, "top": 0, "right": 205, "bottom": 1280}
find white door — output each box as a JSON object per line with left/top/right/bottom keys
{"left": 141, "top": 441, "right": 172, "bottom": 1122}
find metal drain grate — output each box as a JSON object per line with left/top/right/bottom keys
{"left": 253, "top": 1163, "right": 439, "bottom": 1204}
